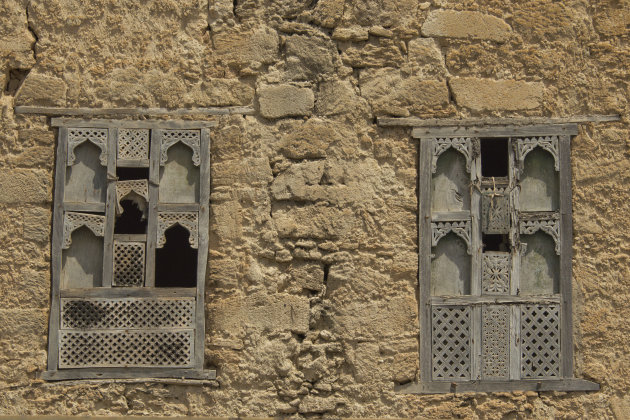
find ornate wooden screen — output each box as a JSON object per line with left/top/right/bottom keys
{"left": 43, "top": 119, "right": 215, "bottom": 381}
{"left": 404, "top": 124, "right": 598, "bottom": 393}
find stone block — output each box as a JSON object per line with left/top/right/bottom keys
{"left": 0, "top": 268, "right": 49, "bottom": 309}
{"left": 298, "top": 395, "right": 338, "bottom": 414}
{"left": 449, "top": 77, "right": 543, "bottom": 111}
{"left": 14, "top": 73, "right": 67, "bottom": 106}
{"left": 392, "top": 352, "right": 417, "bottom": 383}
{"left": 208, "top": 293, "right": 310, "bottom": 335}
{"left": 271, "top": 160, "right": 325, "bottom": 201}
{"left": 360, "top": 68, "right": 449, "bottom": 116}
{"left": 341, "top": 38, "right": 404, "bottom": 68}
{"left": 422, "top": 10, "right": 512, "bottom": 42}
{"left": 0, "top": 169, "right": 50, "bottom": 204}
{"left": 197, "top": 79, "right": 255, "bottom": 106}
{"left": 332, "top": 26, "right": 369, "bottom": 42}
{"left": 315, "top": 79, "right": 370, "bottom": 117}
{"left": 280, "top": 119, "right": 339, "bottom": 159}
{"left": 333, "top": 296, "right": 417, "bottom": 338}
{"left": 212, "top": 157, "right": 273, "bottom": 187}
{"left": 14, "top": 146, "right": 54, "bottom": 168}
{"left": 213, "top": 25, "right": 279, "bottom": 73}
{"left": 273, "top": 205, "right": 356, "bottom": 240}
{"left": 285, "top": 35, "right": 335, "bottom": 80}
{"left": 289, "top": 261, "right": 324, "bottom": 292}
{"left": 406, "top": 38, "right": 447, "bottom": 78}
{"left": 22, "top": 206, "right": 51, "bottom": 242}
{"left": 258, "top": 84, "right": 314, "bottom": 119}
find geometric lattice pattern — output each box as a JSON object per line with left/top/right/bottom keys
{"left": 432, "top": 306, "right": 471, "bottom": 380}
{"left": 521, "top": 304, "right": 560, "bottom": 378}
{"left": 118, "top": 129, "right": 149, "bottom": 160}
{"left": 113, "top": 241, "right": 146, "bottom": 286}
{"left": 482, "top": 189, "right": 510, "bottom": 233}
{"left": 67, "top": 128, "right": 108, "bottom": 166}
{"left": 58, "top": 330, "right": 193, "bottom": 368}
{"left": 160, "top": 130, "right": 201, "bottom": 166}
{"left": 157, "top": 211, "right": 198, "bottom": 249}
{"left": 60, "top": 298, "right": 195, "bottom": 329}
{"left": 482, "top": 305, "right": 510, "bottom": 379}
{"left": 482, "top": 252, "right": 511, "bottom": 294}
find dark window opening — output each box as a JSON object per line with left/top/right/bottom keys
{"left": 156, "top": 225, "right": 197, "bottom": 287}
{"left": 481, "top": 138, "right": 509, "bottom": 177}
{"left": 483, "top": 234, "right": 510, "bottom": 252}
{"left": 114, "top": 199, "right": 147, "bottom": 234}
{"left": 117, "top": 167, "right": 149, "bottom": 180}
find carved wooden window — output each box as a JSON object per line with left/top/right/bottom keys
{"left": 43, "top": 119, "right": 215, "bottom": 381}
{"left": 402, "top": 124, "right": 599, "bottom": 393}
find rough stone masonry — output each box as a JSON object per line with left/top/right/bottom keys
{"left": 0, "top": 0, "right": 629, "bottom": 418}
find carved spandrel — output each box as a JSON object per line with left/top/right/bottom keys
{"left": 515, "top": 136, "right": 559, "bottom": 172}
{"left": 431, "top": 220, "right": 472, "bottom": 255}
{"left": 482, "top": 252, "right": 511, "bottom": 295}
{"left": 62, "top": 212, "right": 106, "bottom": 249}
{"left": 160, "top": 130, "right": 201, "bottom": 167}
{"left": 519, "top": 214, "right": 560, "bottom": 255}
{"left": 115, "top": 179, "right": 149, "bottom": 215}
{"left": 432, "top": 137, "right": 474, "bottom": 174}
{"left": 67, "top": 128, "right": 108, "bottom": 167}
{"left": 482, "top": 187, "right": 510, "bottom": 234}
{"left": 157, "top": 212, "right": 198, "bottom": 249}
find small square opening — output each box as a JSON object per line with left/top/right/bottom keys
{"left": 481, "top": 138, "right": 509, "bottom": 177}
{"left": 483, "top": 234, "right": 510, "bottom": 252}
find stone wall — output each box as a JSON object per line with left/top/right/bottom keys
{"left": 0, "top": 0, "right": 629, "bottom": 417}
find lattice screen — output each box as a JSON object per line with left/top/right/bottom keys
{"left": 113, "top": 241, "right": 146, "bottom": 286}
{"left": 481, "top": 305, "right": 510, "bottom": 379}
{"left": 432, "top": 306, "right": 471, "bottom": 380}
{"left": 117, "top": 129, "right": 149, "bottom": 160}
{"left": 521, "top": 304, "right": 560, "bottom": 378}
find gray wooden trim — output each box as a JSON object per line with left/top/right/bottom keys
{"left": 40, "top": 368, "right": 216, "bottom": 381}
{"left": 101, "top": 128, "right": 117, "bottom": 288}
{"left": 48, "top": 127, "right": 68, "bottom": 371}
{"left": 431, "top": 211, "right": 471, "bottom": 222}
{"left": 470, "top": 151, "right": 482, "bottom": 380}
{"left": 117, "top": 159, "right": 150, "bottom": 168}
{"left": 145, "top": 130, "right": 160, "bottom": 288}
{"left": 194, "top": 128, "right": 211, "bottom": 370}
{"left": 395, "top": 378, "right": 599, "bottom": 394}
{"left": 431, "top": 295, "right": 561, "bottom": 305}
{"left": 60, "top": 287, "right": 196, "bottom": 298}
{"left": 113, "top": 234, "right": 147, "bottom": 242}
{"left": 63, "top": 202, "right": 106, "bottom": 212}
{"left": 412, "top": 124, "right": 578, "bottom": 139}
{"left": 559, "top": 135, "right": 574, "bottom": 377}
{"left": 418, "top": 138, "right": 433, "bottom": 382}
{"left": 378, "top": 115, "right": 620, "bottom": 127}
{"left": 157, "top": 203, "right": 200, "bottom": 212}
{"left": 509, "top": 305, "right": 521, "bottom": 380}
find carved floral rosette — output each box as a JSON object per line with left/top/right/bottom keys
{"left": 160, "top": 130, "right": 201, "bottom": 166}
{"left": 515, "top": 136, "right": 559, "bottom": 171}
{"left": 157, "top": 212, "right": 198, "bottom": 249}
{"left": 62, "top": 212, "right": 106, "bottom": 249}
{"left": 519, "top": 214, "right": 560, "bottom": 255}
{"left": 115, "top": 179, "right": 149, "bottom": 214}
{"left": 431, "top": 220, "right": 472, "bottom": 255}
{"left": 67, "top": 128, "right": 108, "bottom": 167}
{"left": 432, "top": 137, "right": 473, "bottom": 174}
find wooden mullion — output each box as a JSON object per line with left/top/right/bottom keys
{"left": 145, "top": 129, "right": 160, "bottom": 288}
{"left": 102, "top": 128, "right": 117, "bottom": 288}
{"left": 48, "top": 127, "right": 68, "bottom": 372}
{"left": 508, "top": 137, "right": 522, "bottom": 380}
{"left": 419, "top": 138, "right": 432, "bottom": 382}
{"left": 559, "top": 134, "right": 573, "bottom": 378}
{"left": 194, "top": 128, "right": 211, "bottom": 370}
{"left": 469, "top": 138, "right": 482, "bottom": 380}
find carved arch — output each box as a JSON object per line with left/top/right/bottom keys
{"left": 519, "top": 216, "right": 560, "bottom": 255}
{"left": 115, "top": 180, "right": 149, "bottom": 214}
{"left": 160, "top": 130, "right": 201, "bottom": 167}
{"left": 516, "top": 136, "right": 559, "bottom": 172}
{"left": 431, "top": 220, "right": 472, "bottom": 255}
{"left": 67, "top": 128, "right": 108, "bottom": 166}
{"left": 432, "top": 137, "right": 474, "bottom": 174}
{"left": 62, "top": 212, "right": 106, "bottom": 249}
{"left": 157, "top": 212, "right": 198, "bottom": 249}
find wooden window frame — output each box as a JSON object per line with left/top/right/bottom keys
{"left": 398, "top": 124, "right": 599, "bottom": 394}
{"left": 42, "top": 119, "right": 216, "bottom": 381}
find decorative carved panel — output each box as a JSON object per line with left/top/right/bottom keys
{"left": 67, "top": 128, "right": 108, "bottom": 166}
{"left": 482, "top": 252, "right": 511, "bottom": 294}
{"left": 117, "top": 129, "right": 149, "bottom": 160}
{"left": 115, "top": 179, "right": 149, "bottom": 214}
{"left": 157, "top": 211, "right": 198, "bottom": 249}
{"left": 60, "top": 298, "right": 195, "bottom": 329}
{"left": 482, "top": 187, "right": 510, "bottom": 233}
{"left": 160, "top": 130, "right": 201, "bottom": 166}
{"left": 432, "top": 306, "right": 471, "bottom": 380}
{"left": 62, "top": 212, "right": 106, "bottom": 249}
{"left": 58, "top": 330, "right": 193, "bottom": 368}
{"left": 482, "top": 305, "right": 510, "bottom": 380}
{"left": 432, "top": 137, "right": 473, "bottom": 174}
{"left": 113, "top": 241, "right": 145, "bottom": 286}
{"left": 519, "top": 214, "right": 560, "bottom": 255}
{"left": 431, "top": 220, "right": 472, "bottom": 255}
{"left": 521, "top": 304, "right": 560, "bottom": 378}
{"left": 516, "top": 136, "right": 559, "bottom": 171}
